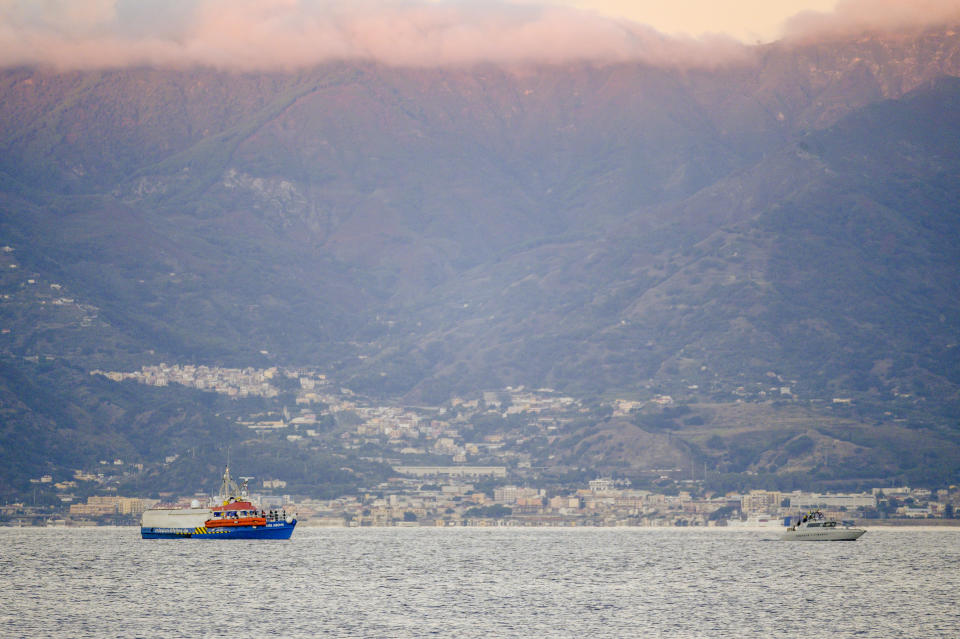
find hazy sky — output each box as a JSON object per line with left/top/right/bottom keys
{"left": 537, "top": 0, "right": 839, "bottom": 42}
{"left": 1, "top": 0, "right": 958, "bottom": 70}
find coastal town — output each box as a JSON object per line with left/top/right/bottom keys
{"left": 4, "top": 474, "right": 958, "bottom": 528}
{"left": 4, "top": 363, "right": 959, "bottom": 527}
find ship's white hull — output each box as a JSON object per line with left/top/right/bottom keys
{"left": 141, "top": 507, "right": 211, "bottom": 529}
{"left": 781, "top": 527, "right": 865, "bottom": 541}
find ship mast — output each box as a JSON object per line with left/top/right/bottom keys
{"left": 218, "top": 464, "right": 240, "bottom": 504}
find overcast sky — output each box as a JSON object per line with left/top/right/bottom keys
{"left": 1, "top": 0, "right": 958, "bottom": 70}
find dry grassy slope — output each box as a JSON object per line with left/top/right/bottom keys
{"left": 554, "top": 420, "right": 694, "bottom": 473}
{"left": 556, "top": 400, "right": 960, "bottom": 482}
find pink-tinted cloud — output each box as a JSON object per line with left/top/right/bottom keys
{"left": 0, "top": 0, "right": 750, "bottom": 70}
{"left": 1, "top": 1, "right": 958, "bottom": 71}
{"left": 782, "top": 0, "right": 960, "bottom": 41}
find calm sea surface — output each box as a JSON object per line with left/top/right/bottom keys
{"left": 2, "top": 526, "right": 958, "bottom": 638}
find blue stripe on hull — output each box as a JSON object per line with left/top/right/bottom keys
{"left": 141, "top": 529, "right": 193, "bottom": 539}
{"left": 141, "top": 521, "right": 296, "bottom": 539}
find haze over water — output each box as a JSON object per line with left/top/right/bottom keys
{"left": 3, "top": 527, "right": 958, "bottom": 638}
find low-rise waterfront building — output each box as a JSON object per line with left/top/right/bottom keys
{"left": 394, "top": 466, "right": 507, "bottom": 478}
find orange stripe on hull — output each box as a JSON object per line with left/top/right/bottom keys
{"left": 205, "top": 517, "right": 267, "bottom": 527}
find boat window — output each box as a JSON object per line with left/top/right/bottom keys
{"left": 807, "top": 522, "right": 822, "bottom": 527}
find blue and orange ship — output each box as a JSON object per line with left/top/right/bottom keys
{"left": 141, "top": 465, "right": 296, "bottom": 539}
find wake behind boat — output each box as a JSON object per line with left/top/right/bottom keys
{"left": 780, "top": 510, "right": 865, "bottom": 541}
{"left": 141, "top": 464, "right": 296, "bottom": 539}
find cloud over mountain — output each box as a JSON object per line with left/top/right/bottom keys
{"left": 782, "top": 0, "right": 960, "bottom": 41}
{"left": 0, "top": 0, "right": 747, "bottom": 71}
{"left": 5, "top": 0, "right": 958, "bottom": 71}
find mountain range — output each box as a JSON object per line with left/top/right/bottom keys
{"left": 1, "top": 26, "right": 959, "bottom": 496}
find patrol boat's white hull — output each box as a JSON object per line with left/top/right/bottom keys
{"left": 781, "top": 522, "right": 865, "bottom": 541}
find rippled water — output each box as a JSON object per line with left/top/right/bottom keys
{"left": 2, "top": 526, "right": 958, "bottom": 638}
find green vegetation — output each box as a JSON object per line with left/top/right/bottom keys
{"left": 464, "top": 504, "right": 513, "bottom": 519}
{"left": 0, "top": 357, "right": 391, "bottom": 501}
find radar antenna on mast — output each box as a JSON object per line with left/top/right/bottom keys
{"left": 238, "top": 476, "right": 254, "bottom": 499}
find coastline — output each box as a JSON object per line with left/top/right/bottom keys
{"left": 853, "top": 519, "right": 960, "bottom": 527}
{"left": 5, "top": 518, "right": 960, "bottom": 529}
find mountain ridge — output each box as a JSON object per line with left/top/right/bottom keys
{"left": 1, "top": 29, "right": 959, "bottom": 494}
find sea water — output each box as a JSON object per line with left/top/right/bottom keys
{"left": 1, "top": 526, "right": 958, "bottom": 638}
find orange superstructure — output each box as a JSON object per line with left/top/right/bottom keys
{"left": 204, "top": 498, "right": 268, "bottom": 527}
